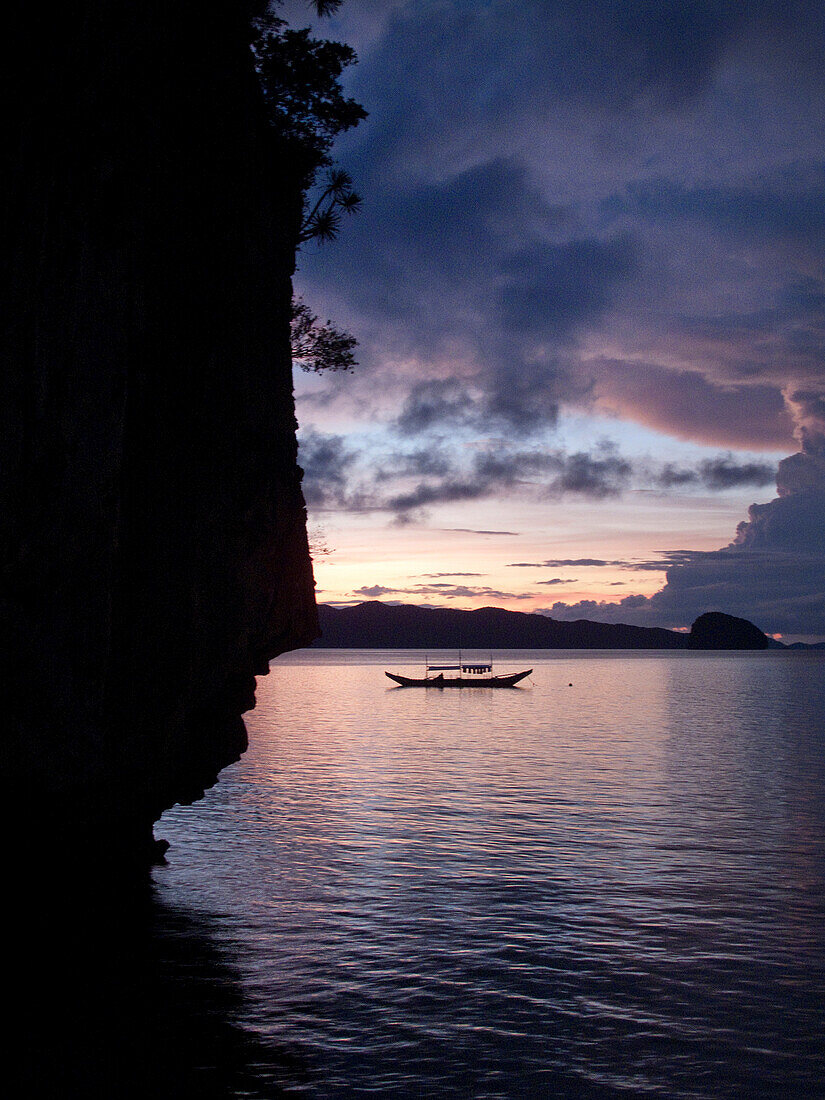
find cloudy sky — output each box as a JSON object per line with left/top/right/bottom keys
{"left": 283, "top": 0, "right": 825, "bottom": 641}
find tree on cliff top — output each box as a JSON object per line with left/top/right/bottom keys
{"left": 254, "top": 3, "right": 366, "bottom": 372}
{"left": 254, "top": 9, "right": 366, "bottom": 244}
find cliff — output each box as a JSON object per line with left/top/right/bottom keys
{"left": 2, "top": 2, "right": 318, "bottom": 867}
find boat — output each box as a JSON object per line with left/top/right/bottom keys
{"left": 385, "top": 661, "right": 532, "bottom": 688}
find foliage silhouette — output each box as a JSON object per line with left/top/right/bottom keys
{"left": 291, "top": 296, "right": 357, "bottom": 372}
{"left": 255, "top": 2, "right": 365, "bottom": 370}
{"left": 254, "top": 11, "right": 366, "bottom": 244}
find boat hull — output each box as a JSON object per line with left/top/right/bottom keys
{"left": 385, "top": 670, "right": 531, "bottom": 688}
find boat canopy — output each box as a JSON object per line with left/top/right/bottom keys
{"left": 426, "top": 663, "right": 493, "bottom": 673}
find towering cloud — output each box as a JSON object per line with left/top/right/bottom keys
{"left": 549, "top": 412, "right": 825, "bottom": 636}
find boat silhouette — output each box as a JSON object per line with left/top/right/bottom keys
{"left": 385, "top": 661, "right": 531, "bottom": 688}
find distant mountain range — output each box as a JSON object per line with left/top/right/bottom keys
{"left": 314, "top": 602, "right": 817, "bottom": 650}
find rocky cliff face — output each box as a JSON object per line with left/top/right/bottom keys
{"left": 2, "top": 2, "right": 318, "bottom": 866}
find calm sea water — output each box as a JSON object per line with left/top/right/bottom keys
{"left": 154, "top": 650, "right": 825, "bottom": 1098}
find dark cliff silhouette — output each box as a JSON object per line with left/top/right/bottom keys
{"left": 687, "top": 611, "right": 771, "bottom": 650}
{"left": 315, "top": 602, "right": 775, "bottom": 650}
{"left": 1, "top": 3, "right": 333, "bottom": 868}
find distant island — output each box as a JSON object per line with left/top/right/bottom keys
{"left": 315, "top": 602, "right": 819, "bottom": 650}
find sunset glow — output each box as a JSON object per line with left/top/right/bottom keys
{"left": 287, "top": 0, "right": 825, "bottom": 643}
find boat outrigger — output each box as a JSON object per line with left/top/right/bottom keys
{"left": 385, "top": 661, "right": 532, "bottom": 688}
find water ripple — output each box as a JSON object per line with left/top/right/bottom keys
{"left": 157, "top": 651, "right": 825, "bottom": 1097}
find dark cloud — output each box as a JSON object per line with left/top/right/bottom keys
{"left": 537, "top": 578, "right": 576, "bottom": 586}
{"left": 584, "top": 230, "right": 825, "bottom": 450}
{"left": 352, "top": 582, "right": 532, "bottom": 601}
{"left": 547, "top": 550, "right": 825, "bottom": 636}
{"left": 301, "top": 428, "right": 780, "bottom": 523}
{"left": 498, "top": 237, "right": 634, "bottom": 337}
{"left": 305, "top": 154, "right": 635, "bottom": 432}
{"left": 395, "top": 381, "right": 479, "bottom": 436}
{"left": 298, "top": 429, "right": 358, "bottom": 508}
{"left": 508, "top": 554, "right": 706, "bottom": 573}
{"left": 655, "top": 464, "right": 699, "bottom": 489}
{"left": 421, "top": 572, "right": 485, "bottom": 578}
{"left": 786, "top": 387, "right": 825, "bottom": 455}
{"left": 605, "top": 170, "right": 825, "bottom": 246}
{"left": 386, "top": 478, "right": 486, "bottom": 514}
{"left": 353, "top": 585, "right": 399, "bottom": 598}
{"left": 478, "top": 445, "right": 632, "bottom": 499}
{"left": 508, "top": 558, "right": 623, "bottom": 567}
{"left": 699, "top": 456, "right": 777, "bottom": 490}
{"left": 733, "top": 480, "right": 825, "bottom": 555}
{"left": 385, "top": 445, "right": 633, "bottom": 520}
{"left": 591, "top": 360, "right": 796, "bottom": 450}
{"left": 416, "top": 584, "right": 533, "bottom": 600}
{"left": 295, "top": 0, "right": 825, "bottom": 456}
{"left": 375, "top": 446, "right": 453, "bottom": 480}
{"left": 551, "top": 449, "right": 632, "bottom": 498}
{"left": 341, "top": 0, "right": 825, "bottom": 167}
{"left": 548, "top": 438, "right": 825, "bottom": 635}
{"left": 656, "top": 455, "right": 777, "bottom": 491}
{"left": 443, "top": 528, "right": 520, "bottom": 536}
{"left": 474, "top": 445, "right": 633, "bottom": 501}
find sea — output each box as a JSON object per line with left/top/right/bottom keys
{"left": 144, "top": 649, "right": 825, "bottom": 1098}
{"left": 100, "top": 649, "right": 825, "bottom": 1097}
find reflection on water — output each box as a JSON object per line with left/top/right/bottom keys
{"left": 152, "top": 651, "right": 825, "bottom": 1098}
{"left": 9, "top": 877, "right": 301, "bottom": 1098}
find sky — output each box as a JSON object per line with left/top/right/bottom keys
{"left": 282, "top": 0, "right": 825, "bottom": 642}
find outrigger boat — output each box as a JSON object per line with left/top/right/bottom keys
{"left": 385, "top": 660, "right": 531, "bottom": 688}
